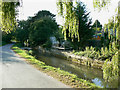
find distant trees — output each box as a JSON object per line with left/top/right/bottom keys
{"left": 15, "top": 10, "right": 58, "bottom": 47}
{"left": 92, "top": 20, "right": 102, "bottom": 32}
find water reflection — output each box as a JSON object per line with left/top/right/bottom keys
{"left": 32, "top": 49, "right": 119, "bottom": 88}
{"left": 92, "top": 78, "right": 103, "bottom": 87}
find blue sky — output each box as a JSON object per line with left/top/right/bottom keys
{"left": 18, "top": 0, "right": 119, "bottom": 26}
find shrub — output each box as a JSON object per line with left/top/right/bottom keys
{"left": 103, "top": 52, "right": 119, "bottom": 83}
{"left": 2, "top": 31, "right": 13, "bottom": 43}
{"left": 42, "top": 39, "right": 52, "bottom": 49}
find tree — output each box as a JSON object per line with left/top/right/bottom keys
{"left": 72, "top": 2, "right": 94, "bottom": 49}
{"left": 57, "top": 1, "right": 94, "bottom": 49}
{"left": 27, "top": 10, "right": 56, "bottom": 24}
{"left": 29, "top": 17, "right": 58, "bottom": 47}
{"left": 93, "top": 0, "right": 120, "bottom": 83}
{"left": 93, "top": 0, "right": 111, "bottom": 10}
{"left": 25, "top": 10, "right": 58, "bottom": 47}
{"left": 57, "top": 1, "right": 79, "bottom": 41}
{"left": 1, "top": 1, "right": 21, "bottom": 33}
{"left": 31, "top": 10, "right": 55, "bottom": 21}
{"left": 93, "top": 0, "right": 120, "bottom": 48}
{"left": 92, "top": 20, "right": 102, "bottom": 32}
{"left": 2, "top": 31, "right": 13, "bottom": 43}
{"left": 54, "top": 25, "right": 64, "bottom": 42}
{"left": 15, "top": 20, "right": 29, "bottom": 46}
{"left": 14, "top": 10, "right": 58, "bottom": 47}
{"left": 57, "top": 0, "right": 119, "bottom": 83}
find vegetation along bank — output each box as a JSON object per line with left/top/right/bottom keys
{"left": 36, "top": 46, "right": 104, "bottom": 69}
{"left": 11, "top": 43, "right": 101, "bottom": 88}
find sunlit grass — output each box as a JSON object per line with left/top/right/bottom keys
{"left": 11, "top": 43, "right": 101, "bottom": 88}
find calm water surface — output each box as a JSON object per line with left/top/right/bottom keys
{"left": 32, "top": 49, "right": 119, "bottom": 88}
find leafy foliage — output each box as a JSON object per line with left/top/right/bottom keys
{"left": 12, "top": 43, "right": 101, "bottom": 88}
{"left": 92, "top": 20, "right": 102, "bottom": 32}
{"left": 94, "top": 1, "right": 119, "bottom": 83}
{"left": 30, "top": 10, "right": 56, "bottom": 22}
{"left": 1, "top": 1, "right": 21, "bottom": 33}
{"left": 93, "top": 0, "right": 111, "bottom": 10}
{"left": 2, "top": 31, "right": 13, "bottom": 43}
{"left": 57, "top": 1, "right": 94, "bottom": 49}
{"left": 103, "top": 51, "right": 119, "bottom": 84}
{"left": 29, "top": 17, "right": 58, "bottom": 47}
{"left": 14, "top": 10, "right": 58, "bottom": 47}
{"left": 15, "top": 20, "right": 29, "bottom": 45}
{"left": 73, "top": 44, "right": 118, "bottom": 61}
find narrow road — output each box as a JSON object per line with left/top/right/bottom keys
{"left": 0, "top": 44, "right": 70, "bottom": 88}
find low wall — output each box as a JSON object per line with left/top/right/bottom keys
{"left": 37, "top": 46, "right": 104, "bottom": 69}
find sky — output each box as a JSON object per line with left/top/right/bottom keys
{"left": 18, "top": 0, "right": 120, "bottom": 26}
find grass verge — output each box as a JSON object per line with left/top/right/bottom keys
{"left": 11, "top": 44, "right": 101, "bottom": 88}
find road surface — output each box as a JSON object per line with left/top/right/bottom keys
{"left": 0, "top": 44, "right": 70, "bottom": 88}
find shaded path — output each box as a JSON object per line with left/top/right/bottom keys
{"left": 0, "top": 44, "right": 70, "bottom": 88}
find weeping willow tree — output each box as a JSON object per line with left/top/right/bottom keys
{"left": 93, "top": 0, "right": 120, "bottom": 45}
{"left": 57, "top": 0, "right": 120, "bottom": 85}
{"left": 94, "top": 0, "right": 120, "bottom": 85}
{"left": 118, "top": 1, "right": 120, "bottom": 48}
{"left": 57, "top": 0, "right": 93, "bottom": 48}
{"left": 93, "top": 0, "right": 111, "bottom": 10}
{"left": 1, "top": 0, "right": 21, "bottom": 33}
{"left": 57, "top": 0, "right": 79, "bottom": 41}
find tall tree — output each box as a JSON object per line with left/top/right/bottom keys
{"left": 1, "top": 0, "right": 21, "bottom": 33}
{"left": 28, "top": 10, "right": 58, "bottom": 47}
{"left": 57, "top": 1, "right": 93, "bottom": 45}
{"left": 57, "top": 1, "right": 79, "bottom": 41}
{"left": 70, "top": 1, "right": 94, "bottom": 49}
{"left": 29, "top": 17, "right": 58, "bottom": 47}
{"left": 94, "top": 0, "right": 120, "bottom": 83}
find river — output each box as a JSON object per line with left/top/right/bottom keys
{"left": 32, "top": 49, "right": 119, "bottom": 88}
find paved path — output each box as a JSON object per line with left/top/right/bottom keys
{"left": 0, "top": 44, "right": 70, "bottom": 88}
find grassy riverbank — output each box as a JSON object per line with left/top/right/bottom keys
{"left": 73, "top": 46, "right": 118, "bottom": 61}
{"left": 11, "top": 43, "right": 101, "bottom": 88}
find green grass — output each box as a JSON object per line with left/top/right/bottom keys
{"left": 11, "top": 44, "right": 101, "bottom": 88}
{"left": 73, "top": 46, "right": 117, "bottom": 61}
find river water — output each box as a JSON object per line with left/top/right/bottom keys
{"left": 32, "top": 49, "right": 119, "bottom": 88}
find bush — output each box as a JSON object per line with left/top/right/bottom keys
{"left": 42, "top": 39, "right": 52, "bottom": 49}
{"left": 87, "top": 40, "right": 101, "bottom": 47}
{"left": 2, "top": 31, "right": 13, "bottom": 43}
{"left": 103, "top": 52, "right": 119, "bottom": 82}
{"left": 73, "top": 45, "right": 117, "bottom": 61}
{"left": 15, "top": 43, "right": 24, "bottom": 47}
